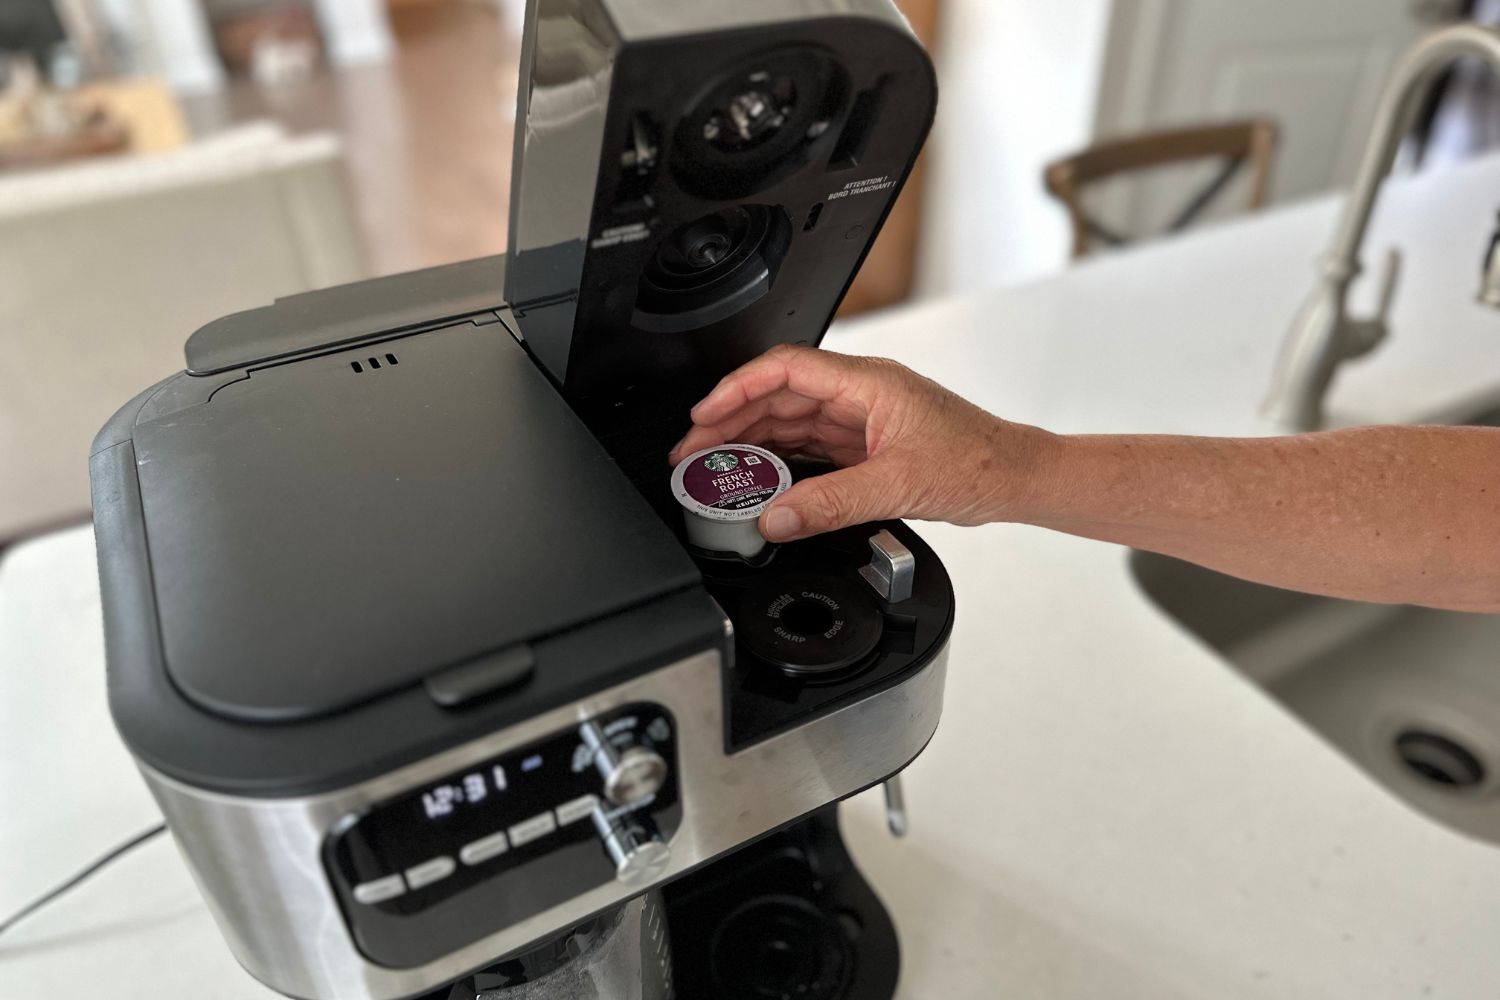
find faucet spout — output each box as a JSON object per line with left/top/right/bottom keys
{"left": 1263, "top": 23, "right": 1500, "bottom": 432}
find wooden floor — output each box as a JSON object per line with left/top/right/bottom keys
{"left": 178, "top": 0, "right": 927, "bottom": 312}
{"left": 182, "top": 1, "right": 521, "bottom": 278}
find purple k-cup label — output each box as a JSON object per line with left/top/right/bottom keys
{"left": 673, "top": 445, "right": 791, "bottom": 519}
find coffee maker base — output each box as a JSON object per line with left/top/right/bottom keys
{"left": 426, "top": 804, "right": 898, "bottom": 1000}
{"left": 422, "top": 891, "right": 673, "bottom": 1000}
{"left": 666, "top": 804, "right": 899, "bottom": 1000}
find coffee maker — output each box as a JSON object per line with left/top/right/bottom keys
{"left": 89, "top": 2, "right": 950, "bottom": 997}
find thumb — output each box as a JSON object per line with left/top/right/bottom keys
{"left": 760, "top": 460, "right": 896, "bottom": 542}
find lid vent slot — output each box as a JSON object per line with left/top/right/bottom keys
{"left": 350, "top": 354, "right": 399, "bottom": 374}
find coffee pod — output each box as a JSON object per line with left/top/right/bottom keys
{"left": 671, "top": 444, "right": 792, "bottom": 558}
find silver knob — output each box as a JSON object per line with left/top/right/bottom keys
{"left": 579, "top": 720, "right": 668, "bottom": 805}
{"left": 591, "top": 806, "right": 671, "bottom": 885}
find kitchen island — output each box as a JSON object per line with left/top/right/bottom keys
{"left": 5, "top": 153, "right": 1500, "bottom": 998}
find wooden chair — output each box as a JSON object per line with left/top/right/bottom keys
{"left": 1044, "top": 119, "right": 1278, "bottom": 259}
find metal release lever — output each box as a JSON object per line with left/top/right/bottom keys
{"left": 883, "top": 775, "right": 908, "bottom": 838}
{"left": 859, "top": 529, "right": 915, "bottom": 603}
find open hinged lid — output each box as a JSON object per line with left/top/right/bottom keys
{"left": 129, "top": 318, "right": 700, "bottom": 723}
{"left": 504, "top": 11, "right": 937, "bottom": 419}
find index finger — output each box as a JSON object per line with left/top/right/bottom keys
{"left": 690, "top": 345, "right": 851, "bottom": 426}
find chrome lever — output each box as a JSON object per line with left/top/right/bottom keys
{"left": 860, "top": 529, "right": 915, "bottom": 604}
{"left": 1376, "top": 246, "right": 1402, "bottom": 319}
{"left": 883, "top": 775, "right": 908, "bottom": 838}
{"left": 1345, "top": 247, "right": 1400, "bottom": 358}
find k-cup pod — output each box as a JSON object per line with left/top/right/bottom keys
{"left": 672, "top": 444, "right": 792, "bottom": 558}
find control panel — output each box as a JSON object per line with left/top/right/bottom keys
{"left": 325, "top": 704, "right": 679, "bottom": 969}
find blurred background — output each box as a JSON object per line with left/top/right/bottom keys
{"left": 4, "top": 0, "right": 1500, "bottom": 546}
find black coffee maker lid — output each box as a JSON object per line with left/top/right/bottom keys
{"left": 134, "top": 311, "right": 699, "bottom": 723}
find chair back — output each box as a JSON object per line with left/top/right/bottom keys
{"left": 1045, "top": 119, "right": 1278, "bottom": 258}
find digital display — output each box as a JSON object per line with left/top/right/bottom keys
{"left": 328, "top": 703, "right": 684, "bottom": 970}
{"left": 420, "top": 765, "right": 509, "bottom": 819}
{"left": 330, "top": 702, "right": 681, "bottom": 929}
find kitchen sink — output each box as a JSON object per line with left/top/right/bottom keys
{"left": 1130, "top": 405, "right": 1500, "bottom": 845}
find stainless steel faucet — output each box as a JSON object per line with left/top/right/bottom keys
{"left": 1263, "top": 23, "right": 1500, "bottom": 432}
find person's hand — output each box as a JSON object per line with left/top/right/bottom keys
{"left": 669, "top": 344, "right": 1055, "bottom": 542}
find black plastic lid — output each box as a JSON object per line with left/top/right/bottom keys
{"left": 185, "top": 255, "right": 508, "bottom": 375}
{"left": 132, "top": 320, "right": 700, "bottom": 722}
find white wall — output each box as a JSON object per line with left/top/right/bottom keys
{"left": 130, "top": 0, "right": 225, "bottom": 92}
{"left": 309, "top": 0, "right": 395, "bottom": 67}
{"left": 918, "top": 0, "right": 1114, "bottom": 296}
{"left": 120, "top": 0, "right": 393, "bottom": 93}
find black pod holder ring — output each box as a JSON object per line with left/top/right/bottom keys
{"left": 738, "top": 572, "right": 885, "bottom": 677}
{"left": 698, "top": 519, "right": 953, "bottom": 752}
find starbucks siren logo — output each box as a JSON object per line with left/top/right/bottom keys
{"left": 703, "top": 452, "right": 739, "bottom": 472}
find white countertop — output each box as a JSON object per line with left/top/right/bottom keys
{"left": 7, "top": 154, "right": 1500, "bottom": 999}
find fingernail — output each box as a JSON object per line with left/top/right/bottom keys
{"left": 763, "top": 505, "right": 802, "bottom": 541}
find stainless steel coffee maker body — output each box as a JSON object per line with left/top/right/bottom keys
{"left": 91, "top": 3, "right": 949, "bottom": 998}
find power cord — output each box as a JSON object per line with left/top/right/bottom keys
{"left": 0, "top": 824, "right": 167, "bottom": 937}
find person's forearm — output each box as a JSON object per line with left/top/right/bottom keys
{"left": 1003, "top": 425, "right": 1500, "bottom": 613}
{"left": 674, "top": 346, "right": 1500, "bottom": 611}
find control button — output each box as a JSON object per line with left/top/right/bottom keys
{"left": 352, "top": 874, "right": 405, "bottom": 905}
{"left": 508, "top": 811, "right": 558, "bottom": 848}
{"left": 590, "top": 806, "right": 670, "bottom": 886}
{"left": 555, "top": 794, "right": 600, "bottom": 826}
{"left": 404, "top": 856, "right": 456, "bottom": 891}
{"left": 578, "top": 721, "right": 669, "bottom": 805}
{"left": 459, "top": 831, "right": 510, "bottom": 866}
